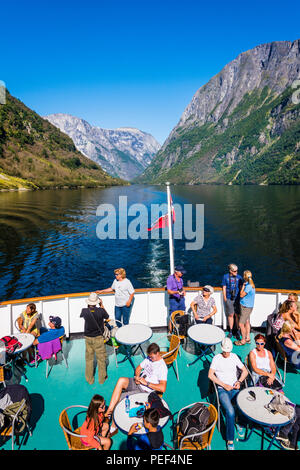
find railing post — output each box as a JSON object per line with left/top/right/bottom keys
{"left": 65, "top": 297, "right": 70, "bottom": 338}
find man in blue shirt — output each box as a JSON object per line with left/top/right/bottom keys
{"left": 222, "top": 264, "right": 243, "bottom": 339}
{"left": 166, "top": 265, "right": 186, "bottom": 333}
{"left": 34, "top": 316, "right": 65, "bottom": 344}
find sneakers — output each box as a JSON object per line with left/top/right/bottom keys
{"left": 276, "top": 432, "right": 290, "bottom": 444}
{"left": 280, "top": 439, "right": 296, "bottom": 450}
{"left": 235, "top": 424, "right": 245, "bottom": 439}
{"left": 227, "top": 442, "right": 235, "bottom": 450}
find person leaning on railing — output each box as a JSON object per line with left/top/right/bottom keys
{"left": 96, "top": 268, "right": 135, "bottom": 326}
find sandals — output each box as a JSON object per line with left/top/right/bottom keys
{"left": 234, "top": 340, "right": 246, "bottom": 346}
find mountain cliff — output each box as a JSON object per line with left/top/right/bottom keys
{"left": 44, "top": 114, "right": 161, "bottom": 181}
{"left": 138, "top": 39, "right": 300, "bottom": 185}
{"left": 0, "top": 92, "right": 123, "bottom": 190}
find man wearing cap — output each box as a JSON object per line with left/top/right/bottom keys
{"left": 33, "top": 316, "right": 65, "bottom": 345}
{"left": 80, "top": 292, "right": 109, "bottom": 385}
{"left": 166, "top": 266, "right": 186, "bottom": 332}
{"left": 208, "top": 337, "right": 248, "bottom": 450}
{"left": 190, "top": 285, "right": 217, "bottom": 324}
{"left": 222, "top": 263, "right": 243, "bottom": 339}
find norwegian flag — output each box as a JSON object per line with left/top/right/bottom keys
{"left": 147, "top": 196, "right": 176, "bottom": 231}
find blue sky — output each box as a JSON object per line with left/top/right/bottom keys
{"left": 1, "top": 0, "right": 299, "bottom": 144}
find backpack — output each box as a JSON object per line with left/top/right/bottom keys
{"left": 174, "top": 314, "right": 190, "bottom": 336}
{"left": 179, "top": 403, "right": 210, "bottom": 446}
{"left": 0, "top": 336, "right": 22, "bottom": 354}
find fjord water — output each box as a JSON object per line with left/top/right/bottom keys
{"left": 0, "top": 185, "right": 299, "bottom": 301}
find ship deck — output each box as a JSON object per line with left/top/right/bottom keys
{"left": 1, "top": 329, "right": 299, "bottom": 451}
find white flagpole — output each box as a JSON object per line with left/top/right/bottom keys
{"left": 166, "top": 182, "right": 175, "bottom": 274}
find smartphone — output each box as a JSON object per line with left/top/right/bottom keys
{"left": 135, "top": 423, "right": 142, "bottom": 431}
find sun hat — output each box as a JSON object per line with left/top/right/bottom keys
{"left": 174, "top": 265, "right": 186, "bottom": 274}
{"left": 86, "top": 292, "right": 99, "bottom": 306}
{"left": 221, "top": 337, "right": 233, "bottom": 352}
{"left": 203, "top": 285, "right": 214, "bottom": 294}
{"left": 49, "top": 316, "right": 62, "bottom": 329}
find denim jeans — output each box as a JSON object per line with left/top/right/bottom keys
{"left": 218, "top": 387, "right": 239, "bottom": 442}
{"left": 195, "top": 317, "right": 213, "bottom": 325}
{"left": 115, "top": 305, "right": 131, "bottom": 325}
{"left": 169, "top": 297, "right": 186, "bottom": 318}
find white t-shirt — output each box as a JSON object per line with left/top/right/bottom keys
{"left": 138, "top": 357, "right": 168, "bottom": 392}
{"left": 111, "top": 278, "right": 135, "bottom": 307}
{"left": 210, "top": 353, "right": 244, "bottom": 387}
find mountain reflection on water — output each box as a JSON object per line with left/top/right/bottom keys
{"left": 0, "top": 185, "right": 299, "bottom": 301}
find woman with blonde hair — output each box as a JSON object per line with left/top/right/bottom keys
{"left": 97, "top": 268, "right": 135, "bottom": 325}
{"left": 278, "top": 321, "right": 300, "bottom": 370}
{"left": 234, "top": 270, "right": 255, "bottom": 346}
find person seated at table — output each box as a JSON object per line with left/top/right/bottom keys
{"left": 105, "top": 343, "right": 168, "bottom": 434}
{"left": 248, "top": 334, "right": 281, "bottom": 389}
{"left": 127, "top": 408, "right": 164, "bottom": 450}
{"left": 278, "top": 321, "right": 300, "bottom": 369}
{"left": 208, "top": 337, "right": 248, "bottom": 450}
{"left": 190, "top": 285, "right": 217, "bottom": 324}
{"left": 282, "top": 300, "right": 300, "bottom": 341}
{"left": 80, "top": 394, "right": 111, "bottom": 450}
{"left": 17, "top": 303, "right": 41, "bottom": 363}
{"left": 277, "top": 404, "right": 300, "bottom": 450}
{"left": 32, "top": 316, "right": 65, "bottom": 345}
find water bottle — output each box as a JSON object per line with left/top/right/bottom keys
{"left": 125, "top": 395, "right": 130, "bottom": 414}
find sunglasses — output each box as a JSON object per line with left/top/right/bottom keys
{"left": 255, "top": 342, "right": 265, "bottom": 345}
{"left": 203, "top": 288, "right": 211, "bottom": 292}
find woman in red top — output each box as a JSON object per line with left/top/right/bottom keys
{"left": 81, "top": 395, "right": 111, "bottom": 450}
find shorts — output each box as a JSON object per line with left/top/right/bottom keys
{"left": 120, "top": 377, "right": 144, "bottom": 401}
{"left": 224, "top": 299, "right": 240, "bottom": 317}
{"left": 239, "top": 306, "right": 253, "bottom": 324}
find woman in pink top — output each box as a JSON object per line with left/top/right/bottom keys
{"left": 81, "top": 395, "right": 111, "bottom": 450}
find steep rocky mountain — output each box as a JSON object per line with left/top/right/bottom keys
{"left": 44, "top": 114, "right": 161, "bottom": 181}
{"left": 0, "top": 91, "right": 123, "bottom": 190}
{"left": 138, "top": 39, "right": 300, "bottom": 185}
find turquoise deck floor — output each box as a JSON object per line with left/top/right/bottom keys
{"left": 1, "top": 331, "right": 299, "bottom": 451}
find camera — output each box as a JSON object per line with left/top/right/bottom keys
{"left": 178, "top": 288, "right": 184, "bottom": 297}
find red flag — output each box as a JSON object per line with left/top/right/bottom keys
{"left": 147, "top": 196, "right": 175, "bottom": 231}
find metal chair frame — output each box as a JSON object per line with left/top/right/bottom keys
{"left": 174, "top": 402, "right": 218, "bottom": 450}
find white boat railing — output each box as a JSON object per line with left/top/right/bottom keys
{"left": 0, "top": 287, "right": 297, "bottom": 339}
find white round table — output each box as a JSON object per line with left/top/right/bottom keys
{"left": 11, "top": 333, "right": 35, "bottom": 382}
{"left": 115, "top": 324, "right": 153, "bottom": 369}
{"left": 12, "top": 333, "right": 35, "bottom": 354}
{"left": 187, "top": 324, "right": 225, "bottom": 367}
{"left": 236, "top": 386, "right": 295, "bottom": 450}
{"left": 113, "top": 392, "right": 170, "bottom": 435}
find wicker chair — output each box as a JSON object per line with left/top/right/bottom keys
{"left": 59, "top": 405, "right": 95, "bottom": 450}
{"left": 161, "top": 335, "right": 181, "bottom": 381}
{"left": 175, "top": 402, "right": 218, "bottom": 450}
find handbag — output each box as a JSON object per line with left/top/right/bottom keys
{"left": 147, "top": 392, "right": 172, "bottom": 418}
{"left": 257, "top": 375, "right": 283, "bottom": 391}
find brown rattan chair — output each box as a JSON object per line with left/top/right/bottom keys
{"left": 175, "top": 402, "right": 218, "bottom": 450}
{"left": 161, "top": 335, "right": 181, "bottom": 381}
{"left": 59, "top": 405, "right": 96, "bottom": 450}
